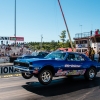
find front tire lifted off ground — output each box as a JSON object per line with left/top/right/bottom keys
{"left": 38, "top": 69, "right": 53, "bottom": 85}
{"left": 22, "top": 72, "right": 33, "bottom": 79}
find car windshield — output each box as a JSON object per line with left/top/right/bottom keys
{"left": 45, "top": 52, "right": 66, "bottom": 60}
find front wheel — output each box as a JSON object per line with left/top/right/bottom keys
{"left": 84, "top": 67, "right": 97, "bottom": 81}
{"left": 38, "top": 69, "right": 53, "bottom": 85}
{"left": 22, "top": 72, "right": 33, "bottom": 79}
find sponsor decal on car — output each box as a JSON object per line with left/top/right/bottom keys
{"left": 55, "top": 69, "right": 66, "bottom": 76}
{"left": 55, "top": 69, "right": 86, "bottom": 76}
{"left": 66, "top": 69, "right": 86, "bottom": 75}
{"left": 65, "top": 64, "right": 81, "bottom": 68}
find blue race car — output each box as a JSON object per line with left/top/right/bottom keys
{"left": 13, "top": 51, "right": 100, "bottom": 85}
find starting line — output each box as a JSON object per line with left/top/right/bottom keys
{"left": 0, "top": 73, "right": 21, "bottom": 78}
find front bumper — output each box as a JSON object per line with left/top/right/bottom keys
{"left": 14, "top": 65, "right": 33, "bottom": 72}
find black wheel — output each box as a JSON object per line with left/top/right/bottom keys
{"left": 38, "top": 69, "right": 53, "bottom": 85}
{"left": 22, "top": 72, "right": 33, "bottom": 79}
{"left": 84, "top": 67, "right": 97, "bottom": 81}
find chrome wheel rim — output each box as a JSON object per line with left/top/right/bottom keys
{"left": 89, "top": 69, "right": 95, "bottom": 79}
{"left": 41, "top": 71, "right": 51, "bottom": 82}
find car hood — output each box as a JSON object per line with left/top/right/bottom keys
{"left": 15, "top": 58, "right": 49, "bottom": 63}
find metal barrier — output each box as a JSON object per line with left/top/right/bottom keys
{"left": 0, "top": 57, "right": 10, "bottom": 63}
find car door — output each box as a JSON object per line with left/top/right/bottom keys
{"left": 63, "top": 53, "right": 86, "bottom": 75}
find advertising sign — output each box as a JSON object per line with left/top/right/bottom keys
{"left": 0, "top": 66, "right": 20, "bottom": 74}
{"left": 10, "top": 37, "right": 24, "bottom": 41}
{"left": 0, "top": 36, "right": 24, "bottom": 41}
{"left": 78, "top": 44, "right": 87, "bottom": 48}
{"left": 0, "top": 37, "right": 10, "bottom": 40}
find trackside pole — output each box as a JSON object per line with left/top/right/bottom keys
{"left": 14, "top": 0, "right": 16, "bottom": 48}
{"left": 58, "top": 0, "right": 74, "bottom": 51}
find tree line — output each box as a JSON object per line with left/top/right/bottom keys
{"left": 28, "top": 30, "right": 75, "bottom": 51}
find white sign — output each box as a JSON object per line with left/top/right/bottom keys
{"left": 0, "top": 66, "right": 20, "bottom": 74}
{"left": 78, "top": 44, "right": 86, "bottom": 48}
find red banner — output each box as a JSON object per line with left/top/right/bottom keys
{"left": 10, "top": 37, "right": 24, "bottom": 41}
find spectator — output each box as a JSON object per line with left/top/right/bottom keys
{"left": 98, "top": 50, "right": 100, "bottom": 62}
{"left": 91, "top": 48, "right": 95, "bottom": 61}
{"left": 85, "top": 50, "right": 89, "bottom": 56}
{"left": 95, "top": 29, "right": 99, "bottom": 35}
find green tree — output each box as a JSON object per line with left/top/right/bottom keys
{"left": 50, "top": 40, "right": 57, "bottom": 50}
{"left": 59, "top": 30, "right": 66, "bottom": 47}
{"left": 59, "top": 30, "right": 66, "bottom": 43}
{"left": 66, "top": 39, "right": 71, "bottom": 47}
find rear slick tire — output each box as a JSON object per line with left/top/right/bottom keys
{"left": 84, "top": 67, "right": 97, "bottom": 81}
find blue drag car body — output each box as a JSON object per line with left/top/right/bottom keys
{"left": 13, "top": 51, "right": 100, "bottom": 85}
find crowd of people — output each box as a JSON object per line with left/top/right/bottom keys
{"left": 0, "top": 43, "right": 31, "bottom": 57}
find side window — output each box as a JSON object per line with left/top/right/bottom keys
{"left": 74, "top": 54, "right": 85, "bottom": 61}
{"left": 76, "top": 49, "right": 81, "bottom": 53}
{"left": 67, "top": 54, "right": 75, "bottom": 61}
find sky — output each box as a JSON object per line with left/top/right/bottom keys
{"left": 0, "top": 0, "right": 100, "bottom": 42}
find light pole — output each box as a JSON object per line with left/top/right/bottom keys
{"left": 14, "top": 0, "right": 16, "bottom": 47}
{"left": 80, "top": 25, "right": 82, "bottom": 37}
{"left": 41, "top": 34, "right": 43, "bottom": 50}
